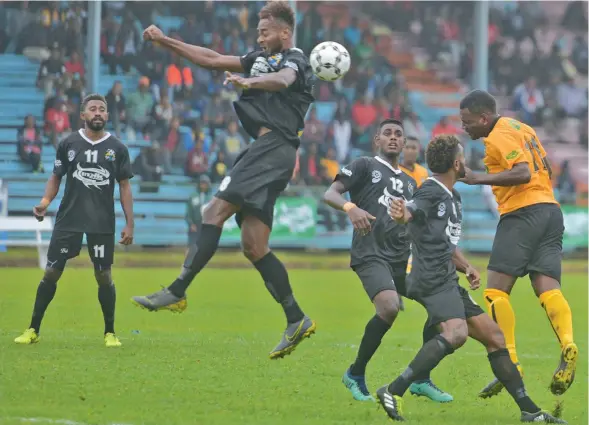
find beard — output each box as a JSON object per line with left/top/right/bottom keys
{"left": 456, "top": 162, "right": 466, "bottom": 179}
{"left": 86, "top": 118, "right": 105, "bottom": 132}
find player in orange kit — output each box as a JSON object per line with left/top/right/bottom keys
{"left": 459, "top": 90, "right": 577, "bottom": 398}
{"left": 400, "top": 136, "right": 429, "bottom": 188}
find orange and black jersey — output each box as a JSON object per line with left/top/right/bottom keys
{"left": 483, "top": 117, "right": 557, "bottom": 215}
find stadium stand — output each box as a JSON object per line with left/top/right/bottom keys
{"left": 0, "top": 1, "right": 586, "bottom": 252}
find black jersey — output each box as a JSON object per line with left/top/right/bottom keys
{"left": 405, "top": 178, "right": 463, "bottom": 296}
{"left": 52, "top": 129, "right": 133, "bottom": 234}
{"left": 335, "top": 156, "right": 417, "bottom": 266}
{"left": 236, "top": 48, "right": 315, "bottom": 147}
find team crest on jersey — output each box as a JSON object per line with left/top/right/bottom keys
{"left": 72, "top": 163, "right": 110, "bottom": 190}
{"left": 54, "top": 159, "right": 62, "bottom": 168}
{"left": 68, "top": 150, "right": 76, "bottom": 162}
{"left": 105, "top": 149, "right": 116, "bottom": 162}
{"left": 371, "top": 170, "right": 382, "bottom": 183}
{"left": 267, "top": 53, "right": 283, "bottom": 68}
{"left": 437, "top": 202, "right": 446, "bottom": 217}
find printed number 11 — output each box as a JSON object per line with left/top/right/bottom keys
{"left": 85, "top": 150, "right": 98, "bottom": 163}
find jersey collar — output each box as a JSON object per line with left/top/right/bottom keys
{"left": 427, "top": 177, "right": 453, "bottom": 197}
{"left": 78, "top": 128, "right": 111, "bottom": 145}
{"left": 374, "top": 156, "right": 402, "bottom": 174}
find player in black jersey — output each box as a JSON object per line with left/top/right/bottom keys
{"left": 324, "top": 120, "right": 452, "bottom": 403}
{"left": 132, "top": 1, "right": 316, "bottom": 359}
{"left": 14, "top": 94, "right": 135, "bottom": 348}
{"left": 376, "top": 135, "right": 566, "bottom": 423}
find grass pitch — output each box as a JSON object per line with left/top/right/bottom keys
{"left": 0, "top": 257, "right": 587, "bottom": 425}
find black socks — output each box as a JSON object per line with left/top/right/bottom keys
{"left": 412, "top": 323, "right": 439, "bottom": 382}
{"left": 253, "top": 252, "right": 305, "bottom": 323}
{"left": 29, "top": 279, "right": 57, "bottom": 333}
{"left": 168, "top": 224, "right": 222, "bottom": 297}
{"left": 98, "top": 283, "right": 116, "bottom": 334}
{"left": 349, "top": 315, "right": 392, "bottom": 376}
{"left": 388, "top": 335, "right": 454, "bottom": 396}
{"left": 488, "top": 349, "right": 540, "bottom": 413}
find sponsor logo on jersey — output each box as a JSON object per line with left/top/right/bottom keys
{"left": 105, "top": 149, "right": 116, "bottom": 162}
{"left": 72, "top": 163, "right": 110, "bottom": 190}
{"left": 446, "top": 217, "right": 462, "bottom": 245}
{"left": 506, "top": 150, "right": 519, "bottom": 160}
{"left": 371, "top": 170, "right": 382, "bottom": 183}
{"left": 341, "top": 167, "right": 352, "bottom": 177}
{"left": 250, "top": 57, "right": 272, "bottom": 77}
{"left": 378, "top": 186, "right": 404, "bottom": 208}
{"left": 68, "top": 150, "right": 76, "bottom": 162}
{"left": 54, "top": 159, "right": 62, "bottom": 168}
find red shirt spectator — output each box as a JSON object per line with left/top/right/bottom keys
{"left": 45, "top": 104, "right": 71, "bottom": 133}
{"left": 352, "top": 96, "right": 378, "bottom": 128}
{"left": 431, "top": 116, "right": 461, "bottom": 138}
{"left": 65, "top": 51, "right": 85, "bottom": 78}
{"left": 185, "top": 140, "right": 208, "bottom": 177}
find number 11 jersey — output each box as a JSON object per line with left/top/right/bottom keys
{"left": 52, "top": 129, "right": 134, "bottom": 234}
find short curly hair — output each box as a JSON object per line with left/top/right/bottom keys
{"left": 82, "top": 93, "right": 107, "bottom": 111}
{"left": 459, "top": 89, "right": 497, "bottom": 115}
{"left": 425, "top": 135, "right": 461, "bottom": 174}
{"left": 259, "top": 1, "right": 295, "bottom": 31}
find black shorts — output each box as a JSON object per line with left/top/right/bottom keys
{"left": 214, "top": 131, "right": 296, "bottom": 230}
{"left": 47, "top": 230, "right": 115, "bottom": 270}
{"left": 413, "top": 283, "right": 484, "bottom": 328}
{"left": 352, "top": 260, "right": 408, "bottom": 300}
{"left": 187, "top": 231, "right": 198, "bottom": 245}
{"left": 488, "top": 203, "right": 563, "bottom": 282}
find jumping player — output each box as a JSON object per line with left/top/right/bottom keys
{"left": 14, "top": 94, "right": 134, "bottom": 348}
{"left": 132, "top": 2, "right": 316, "bottom": 359}
{"left": 377, "top": 135, "right": 566, "bottom": 423}
{"left": 323, "top": 120, "right": 452, "bottom": 403}
{"left": 459, "top": 90, "right": 577, "bottom": 397}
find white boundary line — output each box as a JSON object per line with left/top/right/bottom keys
{"left": 0, "top": 418, "right": 135, "bottom": 425}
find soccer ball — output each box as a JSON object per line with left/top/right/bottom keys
{"left": 310, "top": 41, "right": 351, "bottom": 82}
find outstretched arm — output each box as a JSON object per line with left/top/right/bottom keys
{"left": 224, "top": 68, "right": 297, "bottom": 92}
{"left": 462, "top": 163, "right": 531, "bottom": 186}
{"left": 143, "top": 25, "right": 243, "bottom": 72}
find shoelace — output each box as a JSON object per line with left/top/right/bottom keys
{"left": 146, "top": 287, "right": 168, "bottom": 300}
{"left": 426, "top": 380, "right": 445, "bottom": 394}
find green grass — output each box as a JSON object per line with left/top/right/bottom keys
{"left": 0, "top": 263, "right": 587, "bottom": 425}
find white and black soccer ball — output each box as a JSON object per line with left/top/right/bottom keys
{"left": 310, "top": 41, "right": 351, "bottom": 82}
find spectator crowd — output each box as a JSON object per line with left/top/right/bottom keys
{"left": 2, "top": 1, "right": 587, "bottom": 206}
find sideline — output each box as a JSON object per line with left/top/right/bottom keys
{"left": 0, "top": 418, "right": 135, "bottom": 425}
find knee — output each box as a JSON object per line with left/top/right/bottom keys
{"left": 485, "top": 322, "right": 506, "bottom": 351}
{"left": 202, "top": 198, "right": 235, "bottom": 226}
{"left": 374, "top": 293, "right": 400, "bottom": 324}
{"left": 442, "top": 320, "right": 469, "bottom": 349}
{"left": 94, "top": 269, "right": 112, "bottom": 286}
{"left": 241, "top": 236, "right": 269, "bottom": 263}
{"left": 43, "top": 267, "right": 62, "bottom": 283}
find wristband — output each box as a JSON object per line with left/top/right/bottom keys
{"left": 40, "top": 198, "right": 50, "bottom": 208}
{"left": 343, "top": 202, "right": 356, "bottom": 213}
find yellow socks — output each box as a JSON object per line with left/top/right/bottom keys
{"left": 484, "top": 288, "right": 520, "bottom": 367}
{"left": 539, "top": 289, "right": 574, "bottom": 349}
